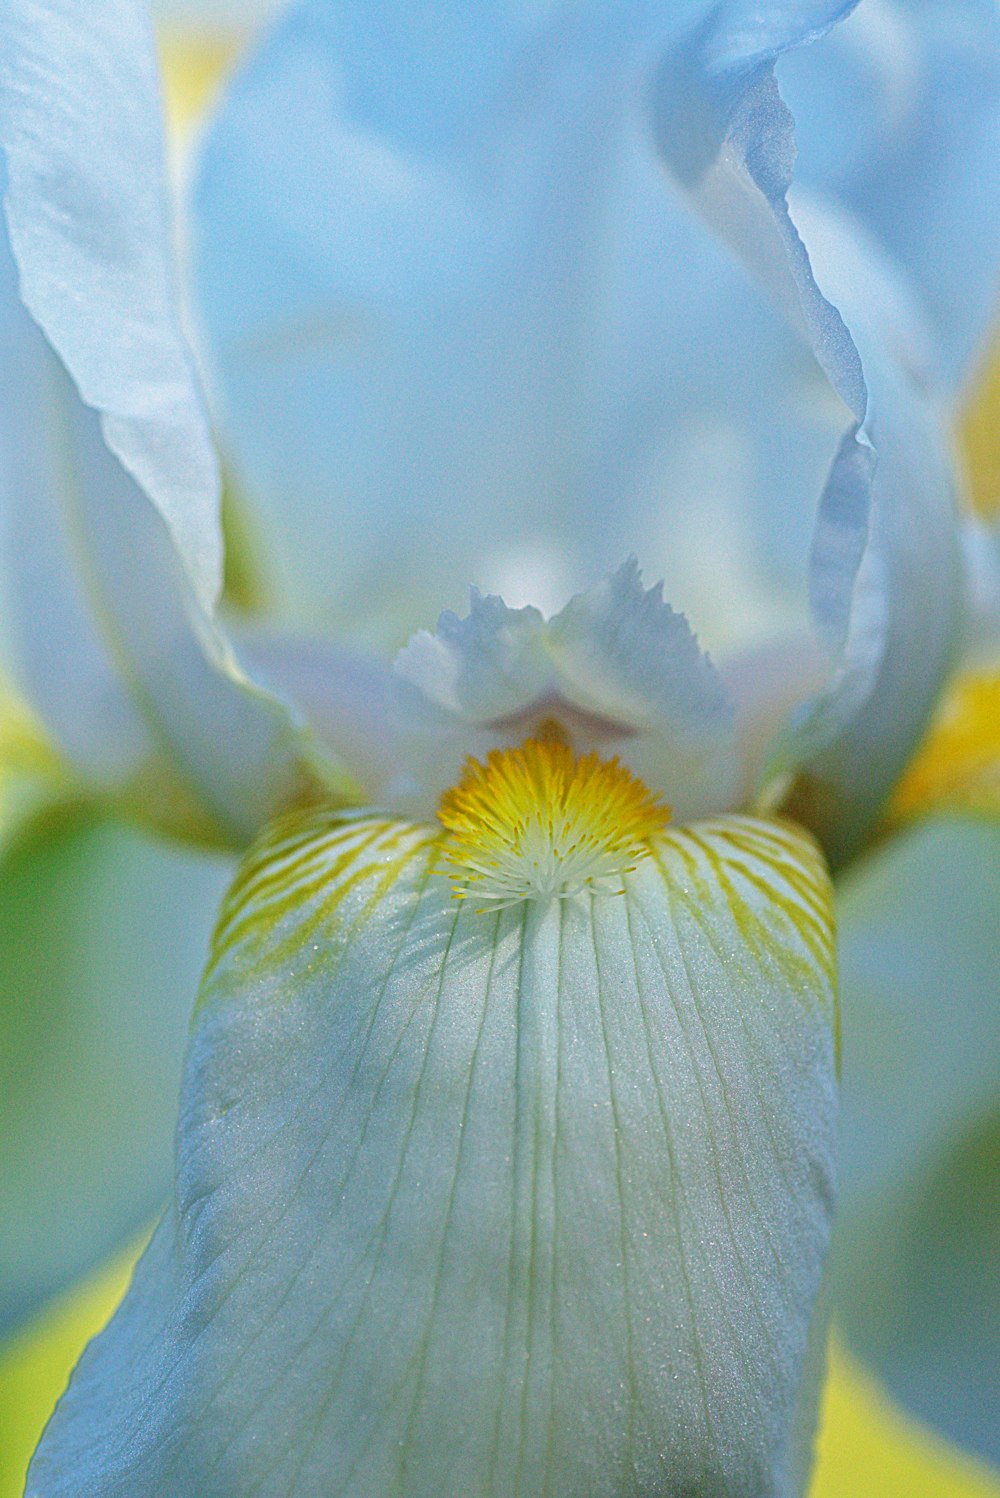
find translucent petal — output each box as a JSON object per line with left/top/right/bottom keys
{"left": 192, "top": 1, "right": 852, "bottom": 654}
{"left": 391, "top": 560, "right": 739, "bottom": 819}
{"left": 0, "top": 0, "right": 221, "bottom": 608}
{"left": 30, "top": 809, "right": 837, "bottom": 1497}
{"left": 653, "top": 8, "right": 964, "bottom": 861}
{"left": 779, "top": 0, "right": 1000, "bottom": 390}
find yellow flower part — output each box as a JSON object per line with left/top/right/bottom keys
{"left": 157, "top": 29, "right": 238, "bottom": 138}
{"left": 962, "top": 341, "right": 1000, "bottom": 519}
{"left": 437, "top": 735, "right": 671, "bottom": 907}
{"left": 889, "top": 671, "right": 1000, "bottom": 824}
{"left": 0, "top": 1233, "right": 146, "bottom": 1498}
{"left": 811, "top": 1339, "right": 1000, "bottom": 1498}
{"left": 0, "top": 686, "right": 69, "bottom": 837}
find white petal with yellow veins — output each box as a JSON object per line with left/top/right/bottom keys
{"left": 30, "top": 810, "right": 837, "bottom": 1498}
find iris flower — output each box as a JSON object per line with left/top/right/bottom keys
{"left": 1, "top": 0, "right": 998, "bottom": 1493}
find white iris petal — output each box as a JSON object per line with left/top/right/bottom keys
{"left": 29, "top": 804, "right": 837, "bottom": 1498}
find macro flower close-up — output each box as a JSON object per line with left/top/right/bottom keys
{"left": 1, "top": 0, "right": 999, "bottom": 1494}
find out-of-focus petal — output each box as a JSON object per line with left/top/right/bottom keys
{"left": 810, "top": 1339, "right": 1000, "bottom": 1498}
{"left": 962, "top": 342, "right": 1000, "bottom": 519}
{"left": 0, "top": 684, "right": 68, "bottom": 841}
{"left": 0, "top": 0, "right": 221, "bottom": 609}
{"left": 30, "top": 808, "right": 836, "bottom": 1496}
{"left": 0, "top": 3, "right": 346, "bottom": 843}
{"left": 887, "top": 669, "right": 1000, "bottom": 822}
{"left": 194, "top": 0, "right": 855, "bottom": 658}
{"left": 391, "top": 559, "right": 738, "bottom": 819}
{"left": 832, "top": 815, "right": 1000, "bottom": 1463}
{"left": 0, "top": 1234, "right": 141, "bottom": 1498}
{"left": 0, "top": 804, "right": 233, "bottom": 1335}
{"left": 779, "top": 0, "right": 1000, "bottom": 391}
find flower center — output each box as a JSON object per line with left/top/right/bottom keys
{"left": 437, "top": 732, "right": 671, "bottom": 909}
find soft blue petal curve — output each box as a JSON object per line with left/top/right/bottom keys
{"left": 29, "top": 809, "right": 837, "bottom": 1496}
{"left": 778, "top": 0, "right": 1000, "bottom": 391}
{"left": 0, "top": 0, "right": 221, "bottom": 609}
{"left": 653, "top": 5, "right": 964, "bottom": 863}
{"left": 833, "top": 815, "right": 1000, "bottom": 1464}
{"left": 0, "top": 803, "right": 234, "bottom": 1336}
{"left": 0, "top": 242, "right": 323, "bottom": 842}
{"left": 0, "top": 39, "right": 359, "bottom": 841}
{"left": 193, "top": 0, "right": 976, "bottom": 862}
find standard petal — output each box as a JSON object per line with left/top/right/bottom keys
{"left": 778, "top": 0, "right": 1000, "bottom": 390}
{"left": 0, "top": 804, "right": 233, "bottom": 1335}
{"left": 778, "top": 197, "right": 963, "bottom": 864}
{"left": 832, "top": 815, "right": 1000, "bottom": 1463}
{"left": 194, "top": 0, "right": 860, "bottom": 658}
{"left": 30, "top": 809, "right": 837, "bottom": 1497}
{"left": 654, "top": 7, "right": 966, "bottom": 863}
{"left": 391, "top": 560, "right": 738, "bottom": 819}
{"left": 194, "top": 0, "right": 975, "bottom": 859}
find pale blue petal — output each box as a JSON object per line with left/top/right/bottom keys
{"left": 0, "top": 805, "right": 234, "bottom": 1334}
{"left": 832, "top": 815, "right": 1000, "bottom": 1463}
{"left": 0, "top": 0, "right": 221, "bottom": 608}
{"left": 0, "top": 252, "right": 321, "bottom": 843}
{"left": 233, "top": 629, "right": 398, "bottom": 799}
{"left": 653, "top": 1, "right": 866, "bottom": 419}
{"left": 778, "top": 0, "right": 1000, "bottom": 390}
{"left": 30, "top": 810, "right": 837, "bottom": 1496}
{"left": 194, "top": 0, "right": 976, "bottom": 857}
{"left": 0, "top": 3, "right": 349, "bottom": 840}
{"left": 390, "top": 560, "right": 738, "bottom": 819}
{"left": 193, "top": 0, "right": 854, "bottom": 657}
{"left": 653, "top": 8, "right": 964, "bottom": 863}
{"left": 779, "top": 199, "right": 963, "bottom": 862}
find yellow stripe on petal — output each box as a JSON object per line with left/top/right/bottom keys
{"left": 31, "top": 803, "right": 838, "bottom": 1495}
{"left": 811, "top": 1339, "right": 1000, "bottom": 1498}
{"left": 202, "top": 805, "right": 439, "bottom": 988}
{"left": 650, "top": 815, "right": 837, "bottom": 1006}
{"left": 889, "top": 672, "right": 1000, "bottom": 824}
